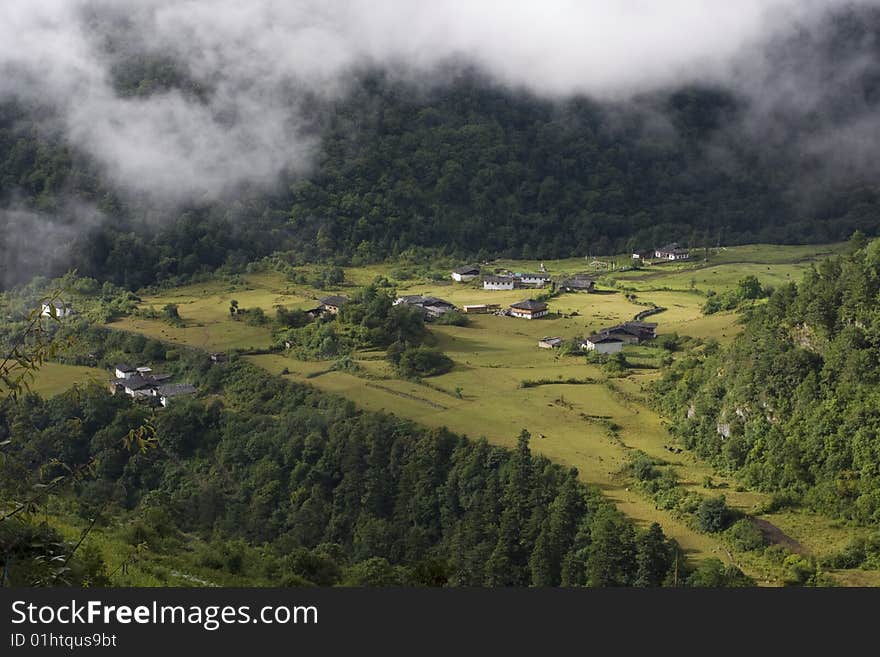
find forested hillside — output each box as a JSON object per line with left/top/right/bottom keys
{"left": 1, "top": 340, "right": 706, "bottom": 587}
{"left": 654, "top": 235, "right": 880, "bottom": 534}
{"left": 4, "top": 6, "right": 880, "bottom": 289}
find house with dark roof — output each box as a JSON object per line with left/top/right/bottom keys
{"left": 451, "top": 265, "right": 480, "bottom": 282}
{"left": 631, "top": 249, "right": 654, "bottom": 260}
{"left": 156, "top": 383, "right": 198, "bottom": 407}
{"left": 509, "top": 299, "right": 549, "bottom": 319}
{"left": 483, "top": 275, "right": 517, "bottom": 291}
{"left": 114, "top": 363, "right": 137, "bottom": 380}
{"left": 557, "top": 274, "right": 596, "bottom": 293}
{"left": 587, "top": 321, "right": 658, "bottom": 346}
{"left": 319, "top": 295, "right": 349, "bottom": 314}
{"left": 394, "top": 295, "right": 456, "bottom": 319}
{"left": 110, "top": 364, "right": 192, "bottom": 404}
{"left": 538, "top": 336, "right": 563, "bottom": 349}
{"left": 654, "top": 243, "right": 690, "bottom": 260}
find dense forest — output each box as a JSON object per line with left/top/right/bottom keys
{"left": 1, "top": 331, "right": 735, "bottom": 587}
{"left": 4, "top": 6, "right": 880, "bottom": 289}
{"left": 654, "top": 236, "right": 880, "bottom": 536}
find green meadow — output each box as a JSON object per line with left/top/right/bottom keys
{"left": 89, "top": 242, "right": 880, "bottom": 583}
{"left": 1, "top": 362, "right": 107, "bottom": 398}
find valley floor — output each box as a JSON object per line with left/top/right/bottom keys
{"left": 97, "top": 242, "right": 880, "bottom": 585}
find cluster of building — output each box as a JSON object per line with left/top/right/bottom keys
{"left": 535, "top": 322, "right": 658, "bottom": 353}
{"left": 110, "top": 364, "right": 197, "bottom": 407}
{"left": 450, "top": 264, "right": 596, "bottom": 293}
{"left": 393, "top": 295, "right": 457, "bottom": 319}
{"left": 632, "top": 243, "right": 690, "bottom": 261}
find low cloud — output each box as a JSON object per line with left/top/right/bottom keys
{"left": 0, "top": 203, "right": 105, "bottom": 289}
{"left": 1, "top": 1, "right": 879, "bottom": 204}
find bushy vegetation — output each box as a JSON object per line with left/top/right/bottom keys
{"left": 0, "top": 353, "right": 691, "bottom": 587}
{"left": 654, "top": 236, "right": 880, "bottom": 524}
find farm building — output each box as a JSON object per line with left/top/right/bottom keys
{"left": 602, "top": 321, "right": 658, "bottom": 344}
{"left": 157, "top": 383, "right": 198, "bottom": 407}
{"left": 517, "top": 273, "right": 551, "bottom": 287}
{"left": 111, "top": 364, "right": 191, "bottom": 404}
{"left": 509, "top": 299, "right": 549, "bottom": 319}
{"left": 451, "top": 265, "right": 480, "bottom": 282}
{"left": 557, "top": 274, "right": 595, "bottom": 292}
{"left": 394, "top": 295, "right": 456, "bottom": 319}
{"left": 654, "top": 243, "right": 690, "bottom": 260}
{"left": 538, "top": 336, "right": 563, "bottom": 349}
{"left": 462, "top": 303, "right": 501, "bottom": 314}
{"left": 41, "top": 301, "right": 74, "bottom": 318}
{"left": 319, "top": 295, "right": 349, "bottom": 314}
{"left": 631, "top": 249, "right": 654, "bottom": 260}
{"left": 483, "top": 275, "right": 517, "bottom": 291}
{"left": 114, "top": 363, "right": 137, "bottom": 380}
{"left": 580, "top": 335, "right": 624, "bottom": 354}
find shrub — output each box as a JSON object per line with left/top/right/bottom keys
{"left": 696, "top": 496, "right": 733, "bottom": 533}
{"left": 726, "top": 519, "right": 766, "bottom": 551}
{"left": 435, "top": 310, "right": 470, "bottom": 326}
{"left": 394, "top": 345, "right": 454, "bottom": 378}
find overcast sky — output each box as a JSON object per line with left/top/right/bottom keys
{"left": 0, "top": 0, "right": 875, "bottom": 201}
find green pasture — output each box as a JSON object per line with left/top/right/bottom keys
{"left": 1, "top": 362, "right": 107, "bottom": 398}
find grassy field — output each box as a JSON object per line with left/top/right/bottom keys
{"left": 89, "top": 242, "right": 880, "bottom": 584}
{"left": 1, "top": 362, "right": 107, "bottom": 398}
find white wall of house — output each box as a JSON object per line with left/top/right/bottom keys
{"left": 483, "top": 280, "right": 515, "bottom": 290}
{"left": 115, "top": 368, "right": 133, "bottom": 379}
{"left": 451, "top": 272, "right": 477, "bottom": 282}
{"left": 519, "top": 276, "right": 549, "bottom": 285}
{"left": 511, "top": 309, "right": 547, "bottom": 319}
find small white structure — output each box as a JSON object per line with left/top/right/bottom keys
{"left": 41, "top": 301, "right": 73, "bottom": 318}
{"left": 451, "top": 265, "right": 480, "bottom": 282}
{"left": 114, "top": 364, "right": 137, "bottom": 380}
{"left": 483, "top": 276, "right": 516, "bottom": 291}
{"left": 580, "top": 335, "right": 624, "bottom": 354}
{"left": 538, "top": 337, "right": 563, "bottom": 349}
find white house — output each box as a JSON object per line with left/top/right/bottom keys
{"left": 518, "top": 273, "right": 551, "bottom": 287}
{"left": 580, "top": 335, "right": 624, "bottom": 354}
{"left": 654, "top": 243, "right": 690, "bottom": 260}
{"left": 538, "top": 336, "right": 563, "bottom": 349}
{"left": 451, "top": 265, "right": 480, "bottom": 282}
{"left": 41, "top": 301, "right": 73, "bottom": 318}
{"left": 483, "top": 276, "right": 516, "bottom": 291}
{"left": 114, "top": 363, "right": 137, "bottom": 380}
{"left": 509, "top": 299, "right": 549, "bottom": 319}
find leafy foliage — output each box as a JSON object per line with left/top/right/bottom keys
{"left": 655, "top": 236, "right": 880, "bottom": 523}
